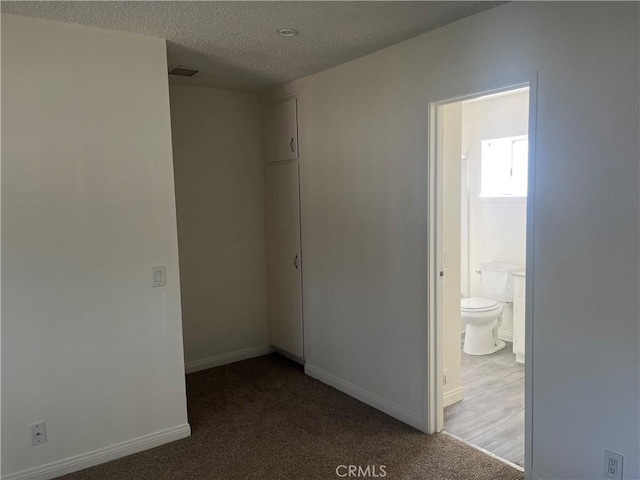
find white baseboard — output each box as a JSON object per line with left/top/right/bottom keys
{"left": 3, "top": 423, "right": 191, "bottom": 480}
{"left": 304, "top": 364, "right": 426, "bottom": 432}
{"left": 273, "top": 347, "right": 305, "bottom": 365}
{"left": 443, "top": 386, "right": 464, "bottom": 407}
{"left": 185, "top": 345, "right": 274, "bottom": 374}
{"left": 498, "top": 329, "right": 513, "bottom": 343}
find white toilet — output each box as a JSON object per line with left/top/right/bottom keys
{"left": 461, "top": 262, "right": 523, "bottom": 356}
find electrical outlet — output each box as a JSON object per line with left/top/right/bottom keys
{"left": 30, "top": 422, "right": 47, "bottom": 446}
{"left": 604, "top": 450, "right": 623, "bottom": 480}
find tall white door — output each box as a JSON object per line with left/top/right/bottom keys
{"left": 266, "top": 162, "right": 303, "bottom": 358}
{"left": 439, "top": 102, "right": 463, "bottom": 409}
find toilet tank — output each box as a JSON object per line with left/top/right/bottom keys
{"left": 480, "top": 262, "right": 524, "bottom": 302}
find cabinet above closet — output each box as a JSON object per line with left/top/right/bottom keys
{"left": 263, "top": 97, "right": 298, "bottom": 163}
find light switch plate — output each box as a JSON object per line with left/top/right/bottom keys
{"left": 151, "top": 266, "right": 166, "bottom": 287}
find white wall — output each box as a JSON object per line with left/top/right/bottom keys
{"left": 1, "top": 14, "right": 189, "bottom": 479}
{"left": 463, "top": 90, "right": 529, "bottom": 337}
{"left": 169, "top": 85, "right": 270, "bottom": 371}
{"left": 268, "top": 3, "right": 640, "bottom": 479}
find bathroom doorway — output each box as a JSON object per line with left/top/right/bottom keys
{"left": 427, "top": 80, "right": 536, "bottom": 472}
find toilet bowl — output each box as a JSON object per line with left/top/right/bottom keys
{"left": 461, "top": 261, "right": 522, "bottom": 356}
{"left": 461, "top": 297, "right": 505, "bottom": 355}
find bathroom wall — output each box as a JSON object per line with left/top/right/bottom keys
{"left": 461, "top": 90, "right": 529, "bottom": 339}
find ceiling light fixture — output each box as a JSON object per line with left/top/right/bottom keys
{"left": 277, "top": 28, "right": 298, "bottom": 37}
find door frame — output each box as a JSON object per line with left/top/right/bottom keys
{"left": 425, "top": 72, "right": 538, "bottom": 476}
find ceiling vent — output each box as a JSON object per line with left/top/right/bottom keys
{"left": 169, "top": 66, "right": 200, "bottom": 77}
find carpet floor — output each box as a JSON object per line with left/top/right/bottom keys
{"left": 59, "top": 354, "right": 524, "bottom": 480}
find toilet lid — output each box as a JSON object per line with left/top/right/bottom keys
{"left": 461, "top": 297, "right": 500, "bottom": 312}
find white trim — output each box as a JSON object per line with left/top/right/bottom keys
{"left": 523, "top": 72, "right": 539, "bottom": 479}
{"left": 426, "top": 98, "right": 443, "bottom": 434}
{"left": 273, "top": 347, "right": 305, "bottom": 366}
{"left": 464, "top": 86, "right": 530, "bottom": 103}
{"left": 305, "top": 364, "right": 426, "bottom": 432}
{"left": 498, "top": 329, "right": 513, "bottom": 343}
{"left": 184, "top": 345, "right": 274, "bottom": 374}
{"left": 443, "top": 386, "right": 463, "bottom": 407}
{"left": 3, "top": 424, "right": 191, "bottom": 480}
{"left": 426, "top": 71, "right": 538, "bottom": 476}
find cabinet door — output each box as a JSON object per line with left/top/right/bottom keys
{"left": 266, "top": 162, "right": 303, "bottom": 358}
{"left": 264, "top": 98, "right": 298, "bottom": 164}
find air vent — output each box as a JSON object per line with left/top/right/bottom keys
{"left": 169, "top": 66, "right": 200, "bottom": 77}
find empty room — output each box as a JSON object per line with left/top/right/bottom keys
{"left": 2, "top": 2, "right": 639, "bottom": 480}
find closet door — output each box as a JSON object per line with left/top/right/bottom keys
{"left": 266, "top": 161, "right": 303, "bottom": 358}
{"left": 264, "top": 98, "right": 298, "bottom": 164}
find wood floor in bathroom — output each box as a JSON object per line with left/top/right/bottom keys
{"left": 444, "top": 339, "right": 525, "bottom": 467}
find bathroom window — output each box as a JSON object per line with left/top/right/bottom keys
{"left": 480, "top": 136, "right": 528, "bottom": 197}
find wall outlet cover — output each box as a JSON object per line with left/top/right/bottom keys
{"left": 604, "top": 450, "right": 623, "bottom": 480}
{"left": 30, "top": 422, "right": 47, "bottom": 446}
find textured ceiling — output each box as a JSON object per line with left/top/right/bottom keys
{"left": 1, "top": 1, "right": 505, "bottom": 92}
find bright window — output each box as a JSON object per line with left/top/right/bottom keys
{"left": 480, "top": 136, "right": 528, "bottom": 197}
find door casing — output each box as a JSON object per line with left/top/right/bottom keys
{"left": 425, "top": 72, "right": 538, "bottom": 477}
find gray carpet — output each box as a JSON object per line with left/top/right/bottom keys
{"left": 60, "top": 354, "right": 524, "bottom": 480}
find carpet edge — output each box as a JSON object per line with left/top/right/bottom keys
{"left": 3, "top": 424, "right": 191, "bottom": 480}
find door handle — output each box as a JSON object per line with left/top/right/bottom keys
{"left": 290, "top": 137, "right": 295, "bottom": 153}
{"left": 294, "top": 255, "right": 299, "bottom": 269}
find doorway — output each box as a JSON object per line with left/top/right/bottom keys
{"left": 427, "top": 79, "right": 536, "bottom": 473}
